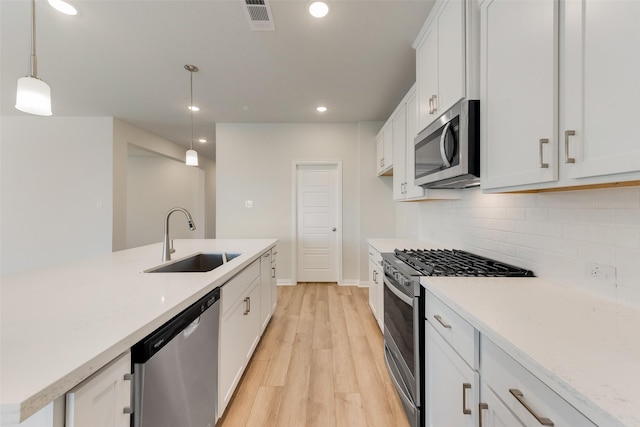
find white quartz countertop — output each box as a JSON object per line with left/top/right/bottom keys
{"left": 0, "top": 238, "right": 277, "bottom": 424}
{"left": 421, "top": 277, "right": 640, "bottom": 427}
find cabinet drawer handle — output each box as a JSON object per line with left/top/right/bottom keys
{"left": 509, "top": 389, "right": 554, "bottom": 426}
{"left": 123, "top": 373, "right": 134, "bottom": 414}
{"left": 462, "top": 383, "right": 472, "bottom": 415}
{"left": 243, "top": 297, "right": 250, "bottom": 315}
{"left": 432, "top": 94, "right": 438, "bottom": 114}
{"left": 434, "top": 314, "right": 452, "bottom": 329}
{"left": 272, "top": 267, "right": 276, "bottom": 278}
{"left": 247, "top": 296, "right": 251, "bottom": 313}
{"left": 564, "top": 130, "right": 576, "bottom": 164}
{"left": 539, "top": 139, "right": 549, "bottom": 168}
{"left": 478, "top": 403, "right": 488, "bottom": 427}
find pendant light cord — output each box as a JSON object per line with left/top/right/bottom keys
{"left": 30, "top": 0, "right": 38, "bottom": 78}
{"left": 189, "top": 70, "right": 194, "bottom": 151}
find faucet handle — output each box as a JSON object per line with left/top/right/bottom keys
{"left": 170, "top": 239, "right": 175, "bottom": 254}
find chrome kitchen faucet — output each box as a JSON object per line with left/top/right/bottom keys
{"left": 162, "top": 207, "right": 196, "bottom": 262}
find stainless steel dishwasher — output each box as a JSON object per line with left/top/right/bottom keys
{"left": 132, "top": 287, "right": 220, "bottom": 427}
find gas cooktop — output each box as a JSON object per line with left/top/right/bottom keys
{"left": 393, "top": 249, "right": 535, "bottom": 277}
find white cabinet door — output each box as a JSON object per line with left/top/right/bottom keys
{"left": 219, "top": 276, "right": 260, "bottom": 415}
{"left": 480, "top": 0, "right": 558, "bottom": 190}
{"left": 392, "top": 104, "right": 408, "bottom": 200}
{"left": 562, "top": 0, "right": 640, "bottom": 182}
{"left": 417, "top": 25, "right": 439, "bottom": 132}
{"left": 425, "top": 321, "right": 478, "bottom": 427}
{"left": 66, "top": 352, "right": 131, "bottom": 427}
{"left": 416, "top": 0, "right": 467, "bottom": 131}
{"left": 479, "top": 383, "right": 525, "bottom": 427}
{"left": 271, "top": 249, "right": 277, "bottom": 313}
{"left": 437, "top": 0, "right": 465, "bottom": 115}
{"left": 404, "top": 90, "right": 426, "bottom": 200}
{"left": 376, "top": 123, "right": 393, "bottom": 176}
{"left": 368, "top": 258, "right": 379, "bottom": 320}
{"left": 259, "top": 250, "right": 273, "bottom": 331}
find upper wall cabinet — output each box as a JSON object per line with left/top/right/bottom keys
{"left": 414, "top": 0, "right": 474, "bottom": 133}
{"left": 481, "top": 0, "right": 640, "bottom": 192}
{"left": 376, "top": 123, "right": 393, "bottom": 176}
{"left": 393, "top": 85, "right": 427, "bottom": 200}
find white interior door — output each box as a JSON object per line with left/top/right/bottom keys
{"left": 296, "top": 163, "right": 340, "bottom": 282}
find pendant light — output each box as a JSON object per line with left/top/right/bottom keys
{"left": 16, "top": 0, "right": 52, "bottom": 116}
{"left": 185, "top": 64, "right": 199, "bottom": 167}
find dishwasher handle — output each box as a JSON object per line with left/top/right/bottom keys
{"left": 132, "top": 287, "right": 220, "bottom": 363}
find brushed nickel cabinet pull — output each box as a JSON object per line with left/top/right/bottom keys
{"left": 539, "top": 139, "right": 549, "bottom": 168}
{"left": 478, "top": 403, "right": 488, "bottom": 427}
{"left": 272, "top": 267, "right": 275, "bottom": 278}
{"left": 247, "top": 296, "right": 251, "bottom": 313}
{"left": 123, "top": 373, "right": 134, "bottom": 414}
{"left": 428, "top": 96, "right": 433, "bottom": 114}
{"left": 432, "top": 94, "right": 438, "bottom": 114}
{"left": 564, "top": 130, "right": 576, "bottom": 163}
{"left": 462, "top": 383, "right": 472, "bottom": 415}
{"left": 243, "top": 297, "right": 250, "bottom": 315}
{"left": 434, "top": 314, "right": 452, "bottom": 329}
{"left": 509, "top": 389, "right": 554, "bottom": 426}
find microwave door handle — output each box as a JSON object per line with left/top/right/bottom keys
{"left": 439, "top": 122, "right": 452, "bottom": 168}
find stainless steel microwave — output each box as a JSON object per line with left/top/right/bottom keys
{"left": 414, "top": 99, "right": 480, "bottom": 189}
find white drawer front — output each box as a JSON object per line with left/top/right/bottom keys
{"left": 368, "top": 245, "right": 382, "bottom": 265}
{"left": 481, "top": 336, "right": 597, "bottom": 427}
{"left": 221, "top": 259, "right": 260, "bottom": 315}
{"left": 426, "top": 291, "right": 476, "bottom": 369}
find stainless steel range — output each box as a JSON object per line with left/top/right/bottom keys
{"left": 382, "top": 249, "right": 534, "bottom": 427}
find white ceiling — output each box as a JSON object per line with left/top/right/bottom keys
{"left": 1, "top": 0, "right": 435, "bottom": 160}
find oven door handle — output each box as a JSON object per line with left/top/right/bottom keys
{"left": 384, "top": 276, "right": 413, "bottom": 305}
{"left": 384, "top": 345, "right": 416, "bottom": 411}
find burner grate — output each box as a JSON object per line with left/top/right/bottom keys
{"left": 394, "top": 249, "right": 534, "bottom": 277}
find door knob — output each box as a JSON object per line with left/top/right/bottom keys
{"left": 331, "top": 227, "right": 336, "bottom": 232}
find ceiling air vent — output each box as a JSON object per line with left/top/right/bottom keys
{"left": 242, "top": 0, "right": 275, "bottom": 31}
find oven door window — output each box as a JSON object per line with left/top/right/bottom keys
{"left": 415, "top": 116, "right": 460, "bottom": 179}
{"left": 384, "top": 278, "right": 415, "bottom": 378}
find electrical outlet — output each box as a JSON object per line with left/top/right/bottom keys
{"left": 584, "top": 262, "right": 617, "bottom": 286}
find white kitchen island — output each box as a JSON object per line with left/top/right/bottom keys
{"left": 0, "top": 238, "right": 277, "bottom": 425}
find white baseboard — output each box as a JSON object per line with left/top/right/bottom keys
{"left": 276, "top": 279, "right": 295, "bottom": 286}
{"left": 338, "top": 279, "right": 361, "bottom": 287}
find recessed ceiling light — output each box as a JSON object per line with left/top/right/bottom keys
{"left": 308, "top": 1, "right": 330, "bottom": 18}
{"left": 48, "top": 0, "right": 78, "bottom": 15}
{"left": 316, "top": 106, "right": 327, "bottom": 112}
{"left": 198, "top": 138, "right": 207, "bottom": 143}
{"left": 188, "top": 105, "right": 200, "bottom": 112}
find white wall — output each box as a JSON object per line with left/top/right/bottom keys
{"left": 113, "top": 119, "right": 215, "bottom": 251}
{"left": 0, "top": 116, "right": 113, "bottom": 275}
{"left": 217, "top": 122, "right": 392, "bottom": 284}
{"left": 411, "top": 186, "right": 640, "bottom": 309}
{"left": 126, "top": 154, "right": 205, "bottom": 249}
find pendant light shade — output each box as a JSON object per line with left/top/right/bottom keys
{"left": 16, "top": 76, "right": 52, "bottom": 116}
{"left": 184, "top": 64, "right": 199, "bottom": 167}
{"left": 186, "top": 149, "right": 199, "bottom": 166}
{"left": 16, "top": 0, "right": 52, "bottom": 116}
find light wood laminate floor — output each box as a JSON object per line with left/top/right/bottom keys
{"left": 218, "top": 282, "right": 410, "bottom": 427}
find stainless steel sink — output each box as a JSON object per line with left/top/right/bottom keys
{"left": 146, "top": 252, "right": 242, "bottom": 273}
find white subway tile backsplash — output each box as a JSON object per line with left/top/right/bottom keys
{"left": 416, "top": 187, "right": 640, "bottom": 310}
